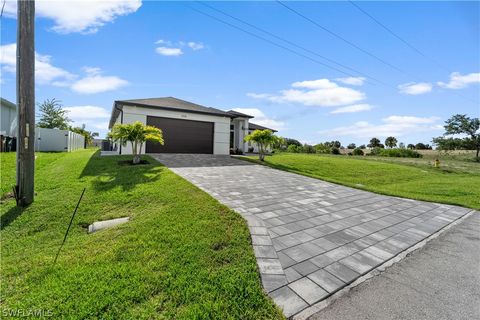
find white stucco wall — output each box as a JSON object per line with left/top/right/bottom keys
{"left": 116, "top": 105, "right": 231, "bottom": 155}
{"left": 0, "top": 101, "right": 17, "bottom": 137}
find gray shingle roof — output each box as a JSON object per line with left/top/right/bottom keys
{"left": 227, "top": 110, "right": 254, "bottom": 118}
{"left": 1, "top": 98, "right": 16, "bottom": 109}
{"left": 249, "top": 122, "right": 277, "bottom": 132}
{"left": 110, "top": 97, "right": 231, "bottom": 128}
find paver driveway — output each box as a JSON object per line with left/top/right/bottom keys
{"left": 151, "top": 154, "right": 476, "bottom": 318}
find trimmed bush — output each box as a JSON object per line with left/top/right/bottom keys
{"left": 352, "top": 148, "right": 364, "bottom": 156}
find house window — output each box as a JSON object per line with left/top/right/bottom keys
{"left": 230, "top": 131, "right": 234, "bottom": 148}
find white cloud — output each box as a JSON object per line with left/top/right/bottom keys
{"left": 63, "top": 106, "right": 110, "bottom": 135}
{"left": 398, "top": 82, "right": 433, "bottom": 95}
{"left": 330, "top": 104, "right": 373, "bottom": 114}
{"left": 247, "top": 93, "right": 271, "bottom": 100}
{"left": 232, "top": 108, "right": 286, "bottom": 131}
{"left": 1, "top": 43, "right": 127, "bottom": 94}
{"left": 82, "top": 66, "right": 102, "bottom": 75}
{"left": 0, "top": 43, "right": 16, "bottom": 70}
{"left": 92, "top": 121, "right": 110, "bottom": 130}
{"left": 155, "top": 47, "right": 183, "bottom": 56}
{"left": 154, "top": 39, "right": 205, "bottom": 56}
{"left": 1, "top": 43, "right": 75, "bottom": 84}
{"left": 437, "top": 72, "right": 480, "bottom": 89}
{"left": 187, "top": 42, "right": 205, "bottom": 51}
{"left": 320, "top": 115, "right": 441, "bottom": 138}
{"left": 3, "top": 0, "right": 142, "bottom": 34}
{"left": 71, "top": 73, "right": 128, "bottom": 94}
{"left": 336, "top": 77, "right": 366, "bottom": 86}
{"left": 69, "top": 66, "right": 127, "bottom": 94}
{"left": 292, "top": 79, "right": 338, "bottom": 89}
{"left": 155, "top": 39, "right": 172, "bottom": 45}
{"left": 248, "top": 78, "right": 366, "bottom": 107}
{"left": 64, "top": 105, "right": 111, "bottom": 121}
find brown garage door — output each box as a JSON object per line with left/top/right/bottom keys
{"left": 146, "top": 116, "right": 214, "bottom": 154}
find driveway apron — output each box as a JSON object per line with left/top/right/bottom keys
{"left": 150, "top": 154, "right": 476, "bottom": 318}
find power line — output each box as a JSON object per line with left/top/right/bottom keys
{"left": 189, "top": 2, "right": 476, "bottom": 105}
{"left": 348, "top": 1, "right": 451, "bottom": 73}
{"left": 198, "top": 1, "right": 386, "bottom": 86}
{"left": 186, "top": 4, "right": 374, "bottom": 80}
{"left": 276, "top": 1, "right": 423, "bottom": 81}
{"left": 1, "top": 0, "right": 6, "bottom": 19}
{"left": 276, "top": 0, "right": 478, "bottom": 104}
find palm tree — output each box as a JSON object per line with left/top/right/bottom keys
{"left": 244, "top": 129, "right": 279, "bottom": 161}
{"left": 110, "top": 121, "right": 164, "bottom": 164}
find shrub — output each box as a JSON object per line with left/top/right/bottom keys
{"left": 110, "top": 121, "right": 164, "bottom": 164}
{"left": 315, "top": 143, "right": 330, "bottom": 154}
{"left": 352, "top": 148, "right": 364, "bottom": 156}
{"left": 287, "top": 144, "right": 300, "bottom": 153}
{"left": 330, "top": 147, "right": 340, "bottom": 155}
{"left": 369, "top": 147, "right": 382, "bottom": 156}
{"left": 303, "top": 144, "right": 316, "bottom": 154}
{"left": 369, "top": 148, "right": 422, "bottom": 158}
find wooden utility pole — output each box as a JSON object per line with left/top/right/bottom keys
{"left": 16, "top": 0, "right": 35, "bottom": 207}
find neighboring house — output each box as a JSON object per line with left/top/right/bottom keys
{"left": 1, "top": 98, "right": 17, "bottom": 137}
{"left": 108, "top": 97, "right": 276, "bottom": 155}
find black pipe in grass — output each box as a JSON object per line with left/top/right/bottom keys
{"left": 54, "top": 187, "right": 86, "bottom": 264}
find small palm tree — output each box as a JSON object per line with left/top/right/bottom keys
{"left": 244, "top": 129, "right": 279, "bottom": 161}
{"left": 110, "top": 121, "right": 164, "bottom": 164}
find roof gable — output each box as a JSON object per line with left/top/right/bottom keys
{"left": 249, "top": 122, "right": 277, "bottom": 132}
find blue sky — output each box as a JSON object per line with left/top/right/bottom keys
{"left": 1, "top": 1, "right": 479, "bottom": 145}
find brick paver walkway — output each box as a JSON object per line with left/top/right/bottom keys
{"left": 151, "top": 154, "right": 475, "bottom": 318}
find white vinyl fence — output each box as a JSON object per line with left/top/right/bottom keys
{"left": 35, "top": 128, "right": 85, "bottom": 152}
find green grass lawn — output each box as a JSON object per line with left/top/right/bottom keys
{"left": 364, "top": 150, "right": 479, "bottom": 174}
{"left": 1, "top": 150, "right": 282, "bottom": 319}
{"left": 245, "top": 152, "right": 480, "bottom": 210}
{"left": 0, "top": 152, "right": 70, "bottom": 197}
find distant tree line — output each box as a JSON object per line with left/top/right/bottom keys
{"left": 275, "top": 114, "right": 479, "bottom": 161}
{"left": 276, "top": 135, "right": 433, "bottom": 156}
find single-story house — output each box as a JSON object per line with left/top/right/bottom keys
{"left": 0, "top": 98, "right": 17, "bottom": 152}
{"left": 108, "top": 97, "right": 277, "bottom": 155}
{"left": 1, "top": 98, "right": 17, "bottom": 137}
